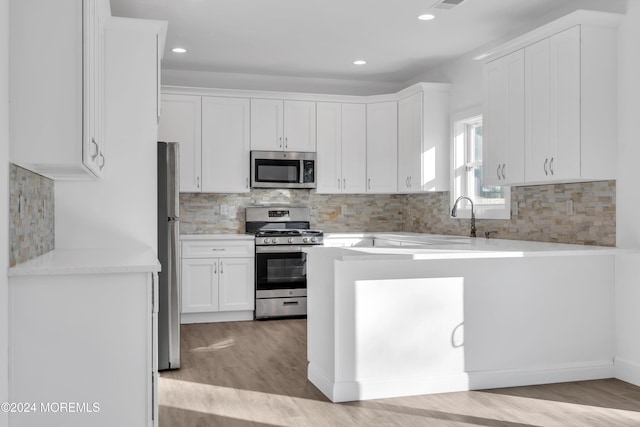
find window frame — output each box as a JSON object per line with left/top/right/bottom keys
{"left": 450, "top": 107, "right": 510, "bottom": 220}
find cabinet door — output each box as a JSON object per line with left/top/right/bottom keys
{"left": 316, "top": 102, "right": 343, "bottom": 193}
{"left": 83, "top": 0, "right": 105, "bottom": 178}
{"left": 341, "top": 103, "right": 367, "bottom": 193}
{"left": 250, "top": 99, "right": 284, "bottom": 150}
{"left": 549, "top": 26, "right": 581, "bottom": 181}
{"left": 284, "top": 100, "right": 317, "bottom": 152}
{"left": 159, "top": 94, "right": 202, "bottom": 192}
{"left": 181, "top": 258, "right": 219, "bottom": 313}
{"left": 366, "top": 102, "right": 398, "bottom": 193}
{"left": 483, "top": 50, "right": 525, "bottom": 186}
{"left": 218, "top": 258, "right": 255, "bottom": 312}
{"left": 201, "top": 97, "right": 250, "bottom": 193}
{"left": 398, "top": 93, "right": 423, "bottom": 192}
{"left": 525, "top": 38, "right": 552, "bottom": 183}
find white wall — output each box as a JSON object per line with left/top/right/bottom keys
{"left": 614, "top": 0, "right": 640, "bottom": 385}
{"left": 0, "top": 0, "right": 9, "bottom": 424}
{"left": 55, "top": 20, "right": 160, "bottom": 252}
{"left": 162, "top": 68, "right": 402, "bottom": 96}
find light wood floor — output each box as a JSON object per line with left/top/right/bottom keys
{"left": 159, "top": 319, "right": 640, "bottom": 426}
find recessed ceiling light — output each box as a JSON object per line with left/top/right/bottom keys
{"left": 353, "top": 60, "right": 367, "bottom": 65}
{"left": 418, "top": 14, "right": 436, "bottom": 21}
{"left": 172, "top": 47, "right": 187, "bottom": 53}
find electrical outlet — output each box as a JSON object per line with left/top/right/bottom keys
{"left": 512, "top": 200, "right": 519, "bottom": 216}
{"left": 566, "top": 199, "right": 574, "bottom": 215}
{"left": 220, "top": 204, "right": 228, "bottom": 216}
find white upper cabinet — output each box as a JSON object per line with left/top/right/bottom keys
{"left": 483, "top": 11, "right": 620, "bottom": 185}
{"left": 158, "top": 94, "right": 202, "bottom": 192}
{"left": 397, "top": 87, "right": 450, "bottom": 193}
{"left": 251, "top": 99, "right": 316, "bottom": 152}
{"left": 201, "top": 97, "right": 251, "bottom": 193}
{"left": 398, "top": 93, "right": 423, "bottom": 193}
{"left": 10, "top": 0, "right": 110, "bottom": 179}
{"left": 525, "top": 27, "right": 581, "bottom": 183}
{"left": 316, "top": 103, "right": 366, "bottom": 193}
{"left": 366, "top": 102, "right": 398, "bottom": 193}
{"left": 483, "top": 49, "right": 525, "bottom": 186}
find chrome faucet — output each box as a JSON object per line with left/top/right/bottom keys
{"left": 451, "top": 196, "right": 476, "bottom": 238}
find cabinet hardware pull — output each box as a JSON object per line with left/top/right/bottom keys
{"left": 197, "top": 176, "right": 200, "bottom": 188}
{"left": 544, "top": 158, "right": 548, "bottom": 176}
{"left": 214, "top": 263, "right": 217, "bottom": 274}
{"left": 497, "top": 165, "right": 501, "bottom": 180}
{"left": 98, "top": 152, "right": 105, "bottom": 170}
{"left": 285, "top": 137, "right": 288, "bottom": 149}
{"left": 549, "top": 157, "right": 554, "bottom": 175}
{"left": 409, "top": 176, "right": 412, "bottom": 188}
{"left": 406, "top": 177, "right": 409, "bottom": 188}
{"left": 368, "top": 178, "right": 371, "bottom": 190}
{"left": 211, "top": 248, "right": 225, "bottom": 251}
{"left": 337, "top": 178, "right": 341, "bottom": 189}
{"left": 91, "top": 138, "right": 99, "bottom": 160}
{"left": 220, "top": 262, "right": 223, "bottom": 274}
{"left": 279, "top": 136, "right": 283, "bottom": 148}
{"left": 501, "top": 164, "right": 506, "bottom": 179}
{"left": 343, "top": 178, "right": 346, "bottom": 189}
{"left": 283, "top": 301, "right": 299, "bottom": 306}
{"left": 246, "top": 177, "right": 249, "bottom": 188}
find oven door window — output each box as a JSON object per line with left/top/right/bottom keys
{"left": 256, "top": 252, "right": 306, "bottom": 290}
{"left": 254, "top": 159, "right": 300, "bottom": 184}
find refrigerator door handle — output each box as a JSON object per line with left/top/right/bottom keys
{"left": 167, "top": 142, "right": 180, "bottom": 219}
{"left": 168, "top": 219, "right": 181, "bottom": 369}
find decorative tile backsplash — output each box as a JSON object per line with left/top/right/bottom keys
{"left": 9, "top": 164, "right": 55, "bottom": 266}
{"left": 180, "top": 180, "right": 615, "bottom": 246}
{"left": 406, "top": 181, "right": 616, "bottom": 246}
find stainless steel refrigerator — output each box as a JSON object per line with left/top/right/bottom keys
{"left": 157, "top": 141, "right": 181, "bottom": 370}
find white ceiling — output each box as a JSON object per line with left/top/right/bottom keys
{"left": 109, "top": 0, "right": 619, "bottom": 85}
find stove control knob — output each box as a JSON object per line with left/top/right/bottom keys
{"left": 263, "top": 238, "right": 270, "bottom": 244}
{"left": 288, "top": 237, "right": 294, "bottom": 243}
{"left": 303, "top": 237, "right": 309, "bottom": 243}
{"left": 311, "top": 237, "right": 317, "bottom": 243}
{"left": 272, "top": 238, "right": 279, "bottom": 244}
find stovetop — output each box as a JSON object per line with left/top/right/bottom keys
{"left": 254, "top": 228, "right": 323, "bottom": 246}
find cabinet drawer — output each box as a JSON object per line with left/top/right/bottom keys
{"left": 182, "top": 240, "right": 254, "bottom": 258}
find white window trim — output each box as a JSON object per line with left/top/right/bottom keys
{"left": 450, "top": 106, "right": 510, "bottom": 220}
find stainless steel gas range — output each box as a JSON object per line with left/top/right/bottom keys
{"left": 246, "top": 206, "right": 323, "bottom": 319}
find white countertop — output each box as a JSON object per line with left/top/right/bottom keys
{"left": 180, "top": 233, "right": 254, "bottom": 241}
{"left": 318, "top": 232, "right": 625, "bottom": 260}
{"left": 8, "top": 248, "right": 161, "bottom": 276}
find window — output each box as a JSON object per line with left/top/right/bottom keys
{"left": 451, "top": 108, "right": 510, "bottom": 220}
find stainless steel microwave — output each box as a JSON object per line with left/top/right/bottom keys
{"left": 251, "top": 151, "right": 316, "bottom": 189}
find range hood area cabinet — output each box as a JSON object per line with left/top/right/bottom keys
{"left": 158, "top": 94, "right": 251, "bottom": 194}
{"left": 10, "top": 0, "right": 110, "bottom": 180}
{"left": 482, "top": 11, "right": 622, "bottom": 186}
{"left": 250, "top": 99, "right": 317, "bottom": 152}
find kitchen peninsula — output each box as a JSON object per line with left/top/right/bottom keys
{"left": 306, "top": 233, "right": 621, "bottom": 402}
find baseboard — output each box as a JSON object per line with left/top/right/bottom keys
{"left": 309, "top": 361, "right": 615, "bottom": 403}
{"left": 467, "top": 361, "right": 614, "bottom": 391}
{"left": 615, "top": 357, "right": 640, "bottom": 387}
{"left": 180, "top": 311, "right": 254, "bottom": 324}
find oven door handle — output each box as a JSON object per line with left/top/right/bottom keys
{"left": 256, "top": 245, "right": 311, "bottom": 253}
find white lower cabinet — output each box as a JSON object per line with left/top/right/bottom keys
{"left": 9, "top": 270, "right": 158, "bottom": 427}
{"left": 181, "top": 238, "right": 255, "bottom": 323}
